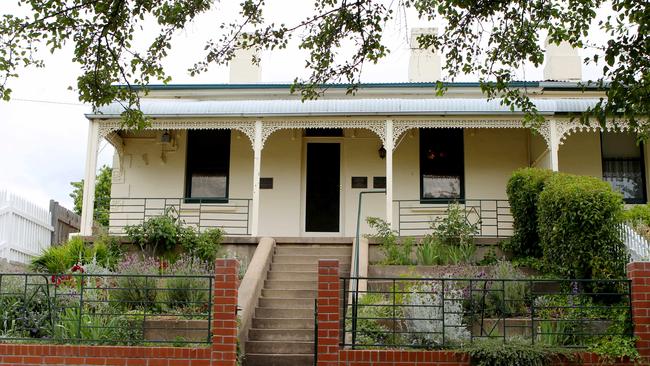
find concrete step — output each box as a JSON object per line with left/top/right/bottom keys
{"left": 272, "top": 254, "right": 351, "bottom": 264}
{"left": 262, "top": 288, "right": 317, "bottom": 298}
{"left": 264, "top": 280, "right": 317, "bottom": 290}
{"left": 258, "top": 297, "right": 314, "bottom": 309}
{"left": 275, "top": 246, "right": 351, "bottom": 256}
{"left": 245, "top": 341, "right": 313, "bottom": 354}
{"left": 271, "top": 263, "right": 350, "bottom": 272}
{"left": 267, "top": 271, "right": 318, "bottom": 281}
{"left": 268, "top": 262, "right": 352, "bottom": 272}
{"left": 248, "top": 328, "right": 314, "bottom": 341}
{"left": 255, "top": 307, "right": 313, "bottom": 319}
{"left": 244, "top": 353, "right": 313, "bottom": 366}
{"left": 252, "top": 317, "right": 314, "bottom": 330}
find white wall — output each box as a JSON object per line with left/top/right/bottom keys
{"left": 258, "top": 130, "right": 302, "bottom": 236}
{"left": 114, "top": 127, "right": 611, "bottom": 237}
{"left": 558, "top": 132, "right": 602, "bottom": 177}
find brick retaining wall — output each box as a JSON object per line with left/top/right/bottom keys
{"left": 0, "top": 259, "right": 239, "bottom": 366}
{"left": 317, "top": 260, "right": 648, "bottom": 366}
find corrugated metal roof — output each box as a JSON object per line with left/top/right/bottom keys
{"left": 119, "top": 81, "right": 543, "bottom": 90}
{"left": 90, "top": 98, "right": 601, "bottom": 118}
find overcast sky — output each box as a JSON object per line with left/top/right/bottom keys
{"left": 0, "top": 1, "right": 608, "bottom": 211}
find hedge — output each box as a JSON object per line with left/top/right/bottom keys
{"left": 505, "top": 168, "right": 554, "bottom": 257}
{"left": 623, "top": 204, "right": 650, "bottom": 226}
{"left": 537, "top": 173, "right": 626, "bottom": 280}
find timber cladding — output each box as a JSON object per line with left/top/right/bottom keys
{"left": 0, "top": 259, "right": 240, "bottom": 366}
{"left": 318, "top": 260, "right": 649, "bottom": 366}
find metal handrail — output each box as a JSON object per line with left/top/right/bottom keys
{"left": 393, "top": 198, "right": 513, "bottom": 237}
{"left": 351, "top": 190, "right": 385, "bottom": 348}
{"left": 106, "top": 197, "right": 253, "bottom": 236}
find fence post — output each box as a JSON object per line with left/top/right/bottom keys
{"left": 212, "top": 258, "right": 239, "bottom": 366}
{"left": 317, "top": 259, "right": 340, "bottom": 366}
{"left": 627, "top": 262, "right": 650, "bottom": 360}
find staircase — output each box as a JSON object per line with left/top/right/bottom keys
{"left": 244, "top": 243, "right": 351, "bottom": 366}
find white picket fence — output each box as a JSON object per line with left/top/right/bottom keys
{"left": 0, "top": 190, "right": 53, "bottom": 264}
{"left": 620, "top": 222, "right": 650, "bottom": 262}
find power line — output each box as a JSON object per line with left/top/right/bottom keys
{"left": 11, "top": 98, "right": 87, "bottom": 107}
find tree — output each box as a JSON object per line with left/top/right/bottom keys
{"left": 70, "top": 165, "right": 112, "bottom": 227}
{"left": 1, "top": 1, "right": 647, "bottom": 131}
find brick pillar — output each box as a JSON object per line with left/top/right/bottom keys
{"left": 628, "top": 262, "right": 650, "bottom": 360}
{"left": 318, "top": 259, "right": 341, "bottom": 366}
{"left": 212, "top": 258, "right": 239, "bottom": 366}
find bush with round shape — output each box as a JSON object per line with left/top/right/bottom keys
{"left": 537, "top": 173, "right": 626, "bottom": 281}
{"left": 505, "top": 168, "right": 554, "bottom": 257}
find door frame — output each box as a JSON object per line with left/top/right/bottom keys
{"left": 300, "top": 137, "right": 345, "bottom": 237}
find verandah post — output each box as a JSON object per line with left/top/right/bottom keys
{"left": 385, "top": 119, "right": 394, "bottom": 227}
{"left": 251, "top": 120, "right": 263, "bottom": 236}
{"left": 80, "top": 119, "right": 99, "bottom": 235}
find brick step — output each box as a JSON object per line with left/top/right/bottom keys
{"left": 247, "top": 328, "right": 314, "bottom": 342}
{"left": 245, "top": 341, "right": 313, "bottom": 354}
{"left": 252, "top": 317, "right": 314, "bottom": 330}
{"left": 244, "top": 353, "right": 313, "bottom": 366}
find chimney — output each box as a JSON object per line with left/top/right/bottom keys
{"left": 543, "top": 40, "right": 582, "bottom": 81}
{"left": 408, "top": 28, "right": 441, "bottom": 82}
{"left": 229, "top": 41, "right": 261, "bottom": 83}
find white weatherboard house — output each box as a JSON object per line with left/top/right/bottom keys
{"left": 78, "top": 31, "right": 650, "bottom": 240}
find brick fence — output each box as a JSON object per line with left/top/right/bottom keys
{"left": 0, "top": 259, "right": 240, "bottom": 366}
{"left": 318, "top": 260, "right": 650, "bottom": 366}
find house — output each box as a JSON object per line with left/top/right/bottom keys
{"left": 78, "top": 29, "right": 649, "bottom": 240}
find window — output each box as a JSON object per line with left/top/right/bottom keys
{"left": 420, "top": 128, "right": 464, "bottom": 200}
{"left": 185, "top": 130, "right": 231, "bottom": 200}
{"left": 601, "top": 132, "right": 646, "bottom": 203}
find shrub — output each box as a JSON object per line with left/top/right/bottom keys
{"left": 485, "top": 261, "right": 529, "bottom": 317}
{"left": 0, "top": 276, "right": 52, "bottom": 339}
{"left": 112, "top": 255, "right": 161, "bottom": 311}
{"left": 31, "top": 236, "right": 121, "bottom": 274}
{"left": 623, "top": 204, "right": 650, "bottom": 225}
{"left": 537, "top": 173, "right": 626, "bottom": 280}
{"left": 163, "top": 255, "right": 212, "bottom": 311}
{"left": 416, "top": 235, "right": 440, "bottom": 265}
{"left": 403, "top": 281, "right": 470, "bottom": 347}
{"left": 366, "top": 217, "right": 414, "bottom": 265}
{"left": 125, "top": 210, "right": 182, "bottom": 256}
{"left": 434, "top": 203, "right": 478, "bottom": 247}
{"left": 465, "top": 338, "right": 571, "bottom": 366}
{"left": 505, "top": 168, "right": 554, "bottom": 257}
{"left": 179, "top": 227, "right": 224, "bottom": 265}
{"left": 347, "top": 293, "right": 398, "bottom": 346}
{"left": 127, "top": 210, "right": 224, "bottom": 260}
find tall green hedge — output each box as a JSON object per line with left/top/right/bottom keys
{"left": 537, "top": 173, "right": 626, "bottom": 280}
{"left": 506, "top": 168, "right": 554, "bottom": 257}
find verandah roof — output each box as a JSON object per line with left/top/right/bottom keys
{"left": 88, "top": 98, "right": 600, "bottom": 119}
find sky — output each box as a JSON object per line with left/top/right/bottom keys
{"left": 0, "top": 1, "right": 609, "bottom": 211}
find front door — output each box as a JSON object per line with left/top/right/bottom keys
{"left": 305, "top": 143, "right": 340, "bottom": 232}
